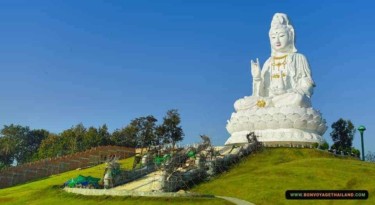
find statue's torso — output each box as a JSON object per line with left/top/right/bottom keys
{"left": 260, "top": 53, "right": 313, "bottom": 98}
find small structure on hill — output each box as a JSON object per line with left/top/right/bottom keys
{"left": 102, "top": 156, "right": 121, "bottom": 189}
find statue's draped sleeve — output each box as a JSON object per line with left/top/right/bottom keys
{"left": 291, "top": 53, "right": 315, "bottom": 97}
{"left": 252, "top": 73, "right": 261, "bottom": 97}
{"left": 253, "top": 58, "right": 271, "bottom": 97}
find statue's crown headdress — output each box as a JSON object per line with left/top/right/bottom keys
{"left": 271, "top": 13, "right": 292, "bottom": 29}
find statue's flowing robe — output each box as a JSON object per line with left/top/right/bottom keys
{"left": 253, "top": 53, "right": 315, "bottom": 98}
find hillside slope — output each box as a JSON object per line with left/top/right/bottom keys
{"left": 0, "top": 157, "right": 228, "bottom": 205}
{"left": 1, "top": 148, "right": 374, "bottom": 205}
{"left": 191, "top": 148, "right": 375, "bottom": 205}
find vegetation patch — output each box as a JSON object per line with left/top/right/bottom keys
{"left": 0, "top": 157, "right": 228, "bottom": 205}
{"left": 191, "top": 148, "right": 375, "bottom": 205}
{"left": 1, "top": 148, "right": 375, "bottom": 205}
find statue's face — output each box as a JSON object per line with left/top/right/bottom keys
{"left": 270, "top": 27, "right": 291, "bottom": 53}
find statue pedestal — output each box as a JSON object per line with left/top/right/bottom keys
{"left": 225, "top": 107, "right": 327, "bottom": 146}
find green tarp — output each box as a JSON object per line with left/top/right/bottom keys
{"left": 65, "top": 175, "right": 100, "bottom": 188}
{"left": 154, "top": 154, "right": 171, "bottom": 165}
{"left": 187, "top": 150, "right": 196, "bottom": 158}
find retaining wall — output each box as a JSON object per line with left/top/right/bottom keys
{"left": 64, "top": 187, "right": 213, "bottom": 198}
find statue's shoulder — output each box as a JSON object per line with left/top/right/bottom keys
{"left": 290, "top": 53, "right": 308, "bottom": 61}
{"left": 261, "top": 57, "right": 272, "bottom": 70}
{"left": 264, "top": 57, "right": 272, "bottom": 65}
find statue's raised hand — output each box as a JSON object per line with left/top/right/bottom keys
{"left": 251, "top": 58, "right": 261, "bottom": 79}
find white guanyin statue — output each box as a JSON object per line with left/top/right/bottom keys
{"left": 225, "top": 13, "right": 327, "bottom": 146}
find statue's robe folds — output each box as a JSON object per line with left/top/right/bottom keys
{"left": 235, "top": 53, "right": 315, "bottom": 111}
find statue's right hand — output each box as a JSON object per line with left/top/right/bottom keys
{"left": 251, "top": 58, "right": 261, "bottom": 79}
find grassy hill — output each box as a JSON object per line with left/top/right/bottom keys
{"left": 0, "top": 157, "right": 228, "bottom": 205}
{"left": 192, "top": 148, "right": 375, "bottom": 205}
{"left": 1, "top": 148, "right": 374, "bottom": 205}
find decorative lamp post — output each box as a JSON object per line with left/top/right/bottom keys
{"left": 358, "top": 125, "right": 366, "bottom": 161}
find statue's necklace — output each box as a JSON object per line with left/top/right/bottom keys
{"left": 271, "top": 55, "right": 287, "bottom": 79}
{"left": 271, "top": 55, "right": 287, "bottom": 70}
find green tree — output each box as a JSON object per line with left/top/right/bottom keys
{"left": 37, "top": 124, "right": 109, "bottom": 160}
{"left": 351, "top": 147, "right": 360, "bottom": 158}
{"left": 98, "top": 124, "right": 110, "bottom": 146}
{"left": 318, "top": 139, "right": 329, "bottom": 150}
{"left": 155, "top": 124, "right": 166, "bottom": 146}
{"left": 37, "top": 133, "right": 64, "bottom": 158}
{"left": 111, "top": 124, "right": 137, "bottom": 147}
{"left": 366, "top": 151, "right": 375, "bottom": 162}
{"left": 0, "top": 136, "right": 17, "bottom": 168}
{"left": 131, "top": 116, "right": 158, "bottom": 149}
{"left": 0, "top": 125, "right": 49, "bottom": 164}
{"left": 0, "top": 124, "right": 31, "bottom": 165}
{"left": 83, "top": 126, "right": 99, "bottom": 150}
{"left": 61, "top": 123, "right": 87, "bottom": 154}
{"left": 158, "top": 109, "right": 184, "bottom": 148}
{"left": 81, "top": 124, "right": 110, "bottom": 149}
{"left": 330, "top": 118, "right": 356, "bottom": 152}
{"left": 27, "top": 129, "right": 49, "bottom": 161}
{"left": 60, "top": 128, "right": 77, "bottom": 155}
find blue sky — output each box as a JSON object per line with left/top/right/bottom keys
{"left": 0, "top": 0, "right": 374, "bottom": 153}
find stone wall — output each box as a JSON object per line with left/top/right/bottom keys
{"left": 64, "top": 187, "right": 213, "bottom": 198}
{"left": 0, "top": 146, "right": 135, "bottom": 189}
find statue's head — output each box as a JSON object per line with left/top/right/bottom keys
{"left": 269, "top": 13, "right": 297, "bottom": 55}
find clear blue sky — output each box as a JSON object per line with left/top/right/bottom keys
{"left": 0, "top": 0, "right": 374, "bottom": 153}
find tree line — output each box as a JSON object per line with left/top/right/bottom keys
{"left": 0, "top": 109, "right": 183, "bottom": 169}
{"left": 316, "top": 118, "right": 360, "bottom": 158}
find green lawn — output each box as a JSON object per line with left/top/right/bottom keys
{"left": 191, "top": 148, "right": 375, "bottom": 205}
{"left": 2, "top": 148, "right": 374, "bottom": 205}
{"left": 0, "top": 157, "right": 229, "bottom": 205}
